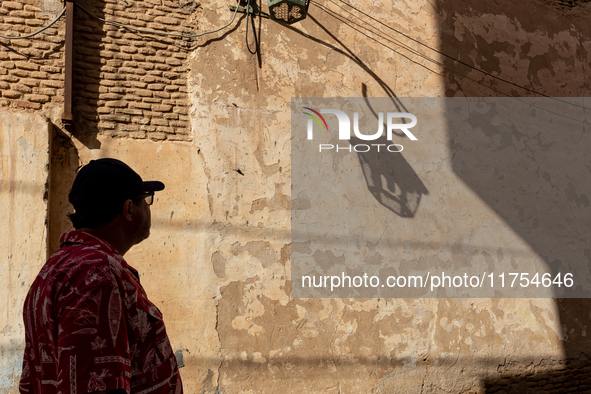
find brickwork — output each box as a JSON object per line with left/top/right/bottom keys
{"left": 0, "top": 0, "right": 198, "bottom": 141}
{"left": 73, "top": 0, "right": 199, "bottom": 141}
{"left": 0, "top": 0, "right": 65, "bottom": 112}
{"left": 548, "top": 0, "right": 591, "bottom": 9}
{"left": 483, "top": 362, "right": 591, "bottom": 393}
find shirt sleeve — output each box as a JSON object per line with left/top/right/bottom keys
{"left": 56, "top": 271, "right": 132, "bottom": 394}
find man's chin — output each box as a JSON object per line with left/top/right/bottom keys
{"left": 134, "top": 230, "right": 150, "bottom": 245}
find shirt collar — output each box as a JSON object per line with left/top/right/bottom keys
{"left": 59, "top": 231, "right": 140, "bottom": 279}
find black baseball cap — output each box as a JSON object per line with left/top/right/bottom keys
{"left": 69, "top": 158, "right": 164, "bottom": 210}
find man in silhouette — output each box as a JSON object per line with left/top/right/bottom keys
{"left": 19, "top": 158, "right": 183, "bottom": 394}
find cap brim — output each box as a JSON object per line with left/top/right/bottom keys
{"left": 141, "top": 181, "right": 165, "bottom": 191}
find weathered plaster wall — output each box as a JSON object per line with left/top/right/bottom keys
{"left": 176, "top": 0, "right": 581, "bottom": 392}
{"left": 3, "top": 0, "right": 591, "bottom": 393}
{"left": 0, "top": 112, "right": 49, "bottom": 392}
{"left": 438, "top": 0, "right": 591, "bottom": 97}
{"left": 438, "top": 0, "right": 591, "bottom": 390}
{"left": 184, "top": 0, "right": 591, "bottom": 391}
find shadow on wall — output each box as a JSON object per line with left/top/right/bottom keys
{"left": 284, "top": 13, "right": 399, "bottom": 98}
{"left": 356, "top": 89, "right": 429, "bottom": 218}
{"left": 437, "top": 0, "right": 591, "bottom": 390}
{"left": 352, "top": 135, "right": 428, "bottom": 218}
{"left": 285, "top": 7, "right": 430, "bottom": 217}
{"left": 482, "top": 365, "right": 591, "bottom": 393}
{"left": 48, "top": 126, "right": 79, "bottom": 255}
{"left": 70, "top": 0, "right": 105, "bottom": 149}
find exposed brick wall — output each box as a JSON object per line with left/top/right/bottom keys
{"left": 73, "top": 0, "right": 199, "bottom": 141}
{"left": 546, "top": 0, "right": 591, "bottom": 9}
{"left": 0, "top": 0, "right": 198, "bottom": 141}
{"left": 0, "top": 0, "right": 65, "bottom": 112}
{"left": 484, "top": 362, "right": 591, "bottom": 393}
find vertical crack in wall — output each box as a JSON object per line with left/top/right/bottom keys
{"left": 197, "top": 147, "right": 214, "bottom": 219}
{"left": 214, "top": 290, "right": 223, "bottom": 393}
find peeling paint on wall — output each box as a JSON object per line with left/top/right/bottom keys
{"left": 0, "top": 112, "right": 49, "bottom": 394}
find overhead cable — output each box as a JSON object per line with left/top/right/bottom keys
{"left": 76, "top": 2, "right": 239, "bottom": 39}
{"left": 331, "top": 0, "right": 552, "bottom": 98}
{"left": 312, "top": 0, "right": 441, "bottom": 68}
{"left": 0, "top": 6, "right": 66, "bottom": 39}
{"left": 312, "top": 1, "right": 508, "bottom": 96}
{"left": 245, "top": 0, "right": 259, "bottom": 54}
{"left": 311, "top": 1, "right": 443, "bottom": 72}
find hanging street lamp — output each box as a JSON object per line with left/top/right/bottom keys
{"left": 267, "top": 0, "right": 308, "bottom": 24}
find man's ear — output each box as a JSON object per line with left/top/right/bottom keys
{"left": 122, "top": 199, "right": 134, "bottom": 221}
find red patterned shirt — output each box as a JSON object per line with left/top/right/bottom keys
{"left": 20, "top": 231, "right": 183, "bottom": 394}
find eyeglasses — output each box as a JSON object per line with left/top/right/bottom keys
{"left": 137, "top": 191, "right": 155, "bottom": 205}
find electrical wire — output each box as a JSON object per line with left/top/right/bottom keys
{"left": 76, "top": 1, "right": 239, "bottom": 39}
{"left": 330, "top": 0, "right": 551, "bottom": 98}
{"left": 318, "top": 0, "right": 591, "bottom": 114}
{"left": 311, "top": 1, "right": 443, "bottom": 72}
{"left": 0, "top": 6, "right": 66, "bottom": 39}
{"left": 245, "top": 0, "right": 259, "bottom": 54}
{"left": 312, "top": 0, "right": 512, "bottom": 97}
{"left": 0, "top": 0, "right": 583, "bottom": 108}
{"left": 312, "top": 1, "right": 441, "bottom": 68}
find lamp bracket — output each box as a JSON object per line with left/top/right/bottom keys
{"left": 228, "top": 5, "right": 270, "bottom": 18}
